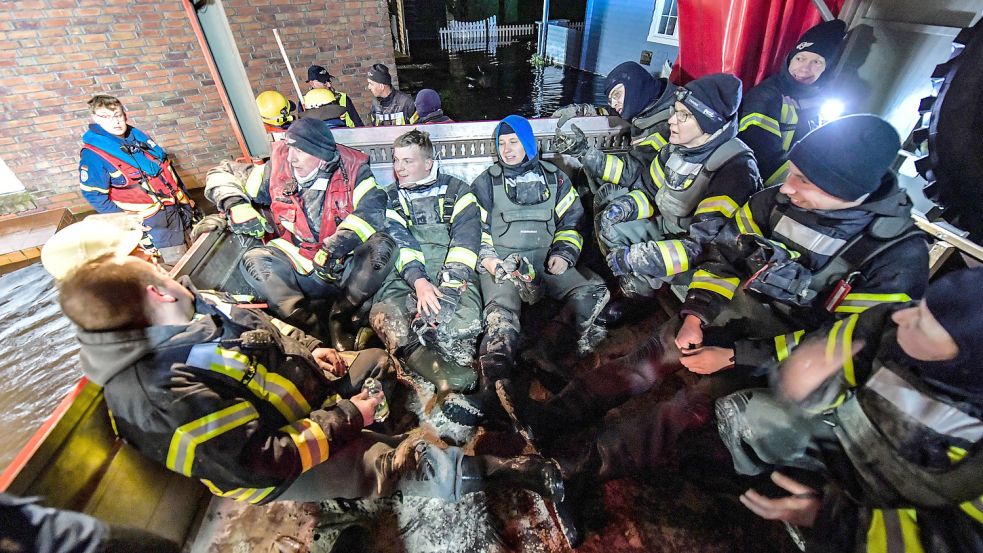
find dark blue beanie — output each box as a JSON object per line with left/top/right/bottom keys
{"left": 920, "top": 266, "right": 983, "bottom": 398}
{"left": 679, "top": 73, "right": 742, "bottom": 134}
{"left": 788, "top": 20, "right": 847, "bottom": 67}
{"left": 495, "top": 115, "right": 537, "bottom": 160}
{"left": 415, "top": 89, "right": 441, "bottom": 117}
{"left": 604, "top": 61, "right": 663, "bottom": 121}
{"left": 788, "top": 114, "right": 900, "bottom": 201}
{"left": 285, "top": 117, "right": 337, "bottom": 161}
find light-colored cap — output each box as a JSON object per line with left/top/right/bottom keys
{"left": 41, "top": 213, "right": 146, "bottom": 280}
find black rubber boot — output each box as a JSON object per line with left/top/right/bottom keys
{"left": 594, "top": 291, "right": 657, "bottom": 328}
{"left": 330, "top": 234, "right": 396, "bottom": 351}
{"left": 496, "top": 378, "right": 604, "bottom": 449}
{"left": 460, "top": 454, "right": 565, "bottom": 503}
{"left": 404, "top": 344, "right": 478, "bottom": 393}
{"left": 440, "top": 352, "right": 512, "bottom": 427}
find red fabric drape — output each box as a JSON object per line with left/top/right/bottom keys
{"left": 670, "top": 0, "right": 845, "bottom": 88}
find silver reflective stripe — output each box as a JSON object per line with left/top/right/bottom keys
{"left": 867, "top": 368, "right": 983, "bottom": 442}
{"left": 664, "top": 154, "right": 702, "bottom": 176}
{"left": 882, "top": 510, "right": 905, "bottom": 553}
{"left": 773, "top": 215, "right": 847, "bottom": 256}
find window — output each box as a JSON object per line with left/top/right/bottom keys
{"left": 647, "top": 0, "right": 679, "bottom": 46}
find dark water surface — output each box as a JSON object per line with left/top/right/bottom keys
{"left": 397, "top": 40, "right": 608, "bottom": 121}
{"left": 0, "top": 263, "right": 81, "bottom": 472}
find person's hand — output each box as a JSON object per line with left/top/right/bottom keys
{"left": 481, "top": 257, "right": 503, "bottom": 276}
{"left": 312, "top": 347, "right": 348, "bottom": 377}
{"left": 606, "top": 247, "right": 632, "bottom": 277}
{"left": 679, "top": 346, "right": 734, "bottom": 375}
{"left": 553, "top": 124, "right": 589, "bottom": 157}
{"left": 552, "top": 103, "right": 598, "bottom": 128}
{"left": 547, "top": 256, "right": 569, "bottom": 275}
{"left": 674, "top": 315, "right": 705, "bottom": 353}
{"left": 349, "top": 390, "right": 382, "bottom": 428}
{"left": 414, "top": 278, "right": 443, "bottom": 317}
{"left": 777, "top": 337, "right": 865, "bottom": 403}
{"left": 740, "top": 472, "right": 822, "bottom": 528}
{"left": 190, "top": 213, "right": 227, "bottom": 241}
{"left": 227, "top": 203, "right": 273, "bottom": 238}
{"left": 312, "top": 248, "right": 345, "bottom": 283}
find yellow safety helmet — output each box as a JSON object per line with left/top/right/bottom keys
{"left": 303, "top": 88, "right": 337, "bottom": 110}
{"left": 256, "top": 90, "right": 294, "bottom": 127}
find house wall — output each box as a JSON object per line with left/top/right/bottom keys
{"left": 579, "top": 0, "right": 678, "bottom": 77}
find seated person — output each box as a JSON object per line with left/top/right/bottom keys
{"left": 442, "top": 115, "right": 609, "bottom": 426}
{"left": 57, "top": 255, "right": 563, "bottom": 505}
{"left": 721, "top": 267, "right": 983, "bottom": 552}
{"left": 201, "top": 117, "right": 395, "bottom": 349}
{"left": 414, "top": 89, "right": 454, "bottom": 124}
{"left": 369, "top": 130, "right": 482, "bottom": 390}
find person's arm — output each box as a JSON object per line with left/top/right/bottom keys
{"left": 321, "top": 162, "right": 388, "bottom": 260}
{"left": 78, "top": 150, "right": 123, "bottom": 213}
{"left": 442, "top": 179, "right": 481, "bottom": 281}
{"left": 385, "top": 189, "right": 428, "bottom": 286}
{"left": 547, "top": 170, "right": 585, "bottom": 267}
{"left": 402, "top": 93, "right": 419, "bottom": 124}
{"left": 580, "top": 126, "right": 669, "bottom": 187}
{"left": 204, "top": 159, "right": 272, "bottom": 210}
{"left": 471, "top": 171, "right": 500, "bottom": 272}
{"left": 344, "top": 99, "right": 364, "bottom": 127}
{"left": 738, "top": 84, "right": 788, "bottom": 187}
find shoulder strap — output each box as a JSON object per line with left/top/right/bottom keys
{"left": 705, "top": 138, "right": 752, "bottom": 172}
{"left": 809, "top": 220, "right": 924, "bottom": 293}
{"left": 487, "top": 163, "right": 503, "bottom": 178}
{"left": 538, "top": 159, "right": 559, "bottom": 173}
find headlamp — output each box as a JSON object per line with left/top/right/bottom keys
{"left": 674, "top": 87, "right": 725, "bottom": 126}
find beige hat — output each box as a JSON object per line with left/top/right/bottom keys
{"left": 41, "top": 213, "right": 146, "bottom": 280}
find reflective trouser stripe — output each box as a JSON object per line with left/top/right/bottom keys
{"left": 282, "top": 419, "right": 329, "bottom": 472}
{"left": 267, "top": 238, "right": 315, "bottom": 274}
{"left": 694, "top": 195, "right": 740, "bottom": 218}
{"left": 186, "top": 345, "right": 313, "bottom": 421}
{"left": 396, "top": 247, "right": 425, "bottom": 272}
{"left": 201, "top": 479, "right": 276, "bottom": 504}
{"left": 689, "top": 270, "right": 739, "bottom": 300}
{"left": 735, "top": 202, "right": 762, "bottom": 236}
{"left": 554, "top": 188, "right": 578, "bottom": 218}
{"left": 553, "top": 229, "right": 583, "bottom": 251}
{"left": 628, "top": 189, "right": 654, "bottom": 219}
{"left": 826, "top": 314, "right": 860, "bottom": 387}
{"left": 352, "top": 177, "right": 379, "bottom": 209}
{"left": 960, "top": 497, "right": 983, "bottom": 525}
{"left": 446, "top": 246, "right": 478, "bottom": 269}
{"left": 835, "top": 293, "right": 912, "bottom": 314}
{"left": 774, "top": 329, "right": 805, "bottom": 361}
{"left": 602, "top": 155, "right": 625, "bottom": 184}
{"left": 167, "top": 401, "right": 258, "bottom": 476}
{"left": 657, "top": 239, "right": 689, "bottom": 275}
{"left": 337, "top": 214, "right": 374, "bottom": 242}
{"left": 867, "top": 509, "right": 924, "bottom": 553}
{"left": 450, "top": 193, "right": 477, "bottom": 223}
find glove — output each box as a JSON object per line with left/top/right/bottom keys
{"left": 602, "top": 196, "right": 633, "bottom": 225}
{"left": 412, "top": 314, "right": 439, "bottom": 347}
{"left": 606, "top": 247, "right": 633, "bottom": 277}
{"left": 312, "top": 248, "right": 345, "bottom": 283}
{"left": 190, "top": 213, "right": 227, "bottom": 241}
{"left": 552, "top": 103, "right": 598, "bottom": 128}
{"left": 553, "top": 124, "right": 589, "bottom": 157}
{"left": 433, "top": 268, "right": 467, "bottom": 326}
{"left": 228, "top": 203, "right": 273, "bottom": 239}
{"left": 744, "top": 259, "right": 817, "bottom": 307}
{"left": 498, "top": 253, "right": 543, "bottom": 304}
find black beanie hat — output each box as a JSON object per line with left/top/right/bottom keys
{"left": 284, "top": 117, "right": 337, "bottom": 161}
{"left": 367, "top": 63, "right": 392, "bottom": 86}
{"left": 307, "top": 65, "right": 333, "bottom": 83}
{"left": 789, "top": 19, "right": 847, "bottom": 66}
{"left": 679, "top": 73, "right": 742, "bottom": 134}
{"left": 604, "top": 61, "right": 664, "bottom": 120}
{"left": 920, "top": 266, "right": 983, "bottom": 398}
{"left": 788, "top": 114, "right": 900, "bottom": 201}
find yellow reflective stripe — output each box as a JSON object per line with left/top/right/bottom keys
{"left": 656, "top": 240, "right": 688, "bottom": 275}
{"left": 628, "top": 189, "right": 654, "bottom": 219}
{"left": 948, "top": 446, "right": 967, "bottom": 463}
{"left": 738, "top": 113, "right": 781, "bottom": 137}
{"left": 167, "top": 401, "right": 258, "bottom": 476}
{"left": 780, "top": 100, "right": 798, "bottom": 152}
{"left": 481, "top": 232, "right": 494, "bottom": 246}
{"left": 554, "top": 187, "right": 578, "bottom": 218}
{"left": 764, "top": 160, "right": 791, "bottom": 187}
{"left": 387, "top": 209, "right": 408, "bottom": 227}
{"left": 282, "top": 419, "right": 329, "bottom": 472}
{"left": 396, "top": 247, "right": 425, "bottom": 272}
{"left": 552, "top": 229, "right": 584, "bottom": 251}
{"left": 409, "top": 111, "right": 419, "bottom": 124}
{"left": 650, "top": 158, "right": 667, "bottom": 189}
{"left": 774, "top": 330, "right": 806, "bottom": 362}
{"left": 637, "top": 132, "right": 668, "bottom": 151}
{"left": 245, "top": 166, "right": 265, "bottom": 198}
{"left": 450, "top": 192, "right": 476, "bottom": 223}
{"left": 200, "top": 479, "right": 276, "bottom": 504}
{"left": 826, "top": 314, "right": 860, "bottom": 387}
{"left": 735, "top": 202, "right": 763, "bottom": 236}
{"left": 337, "top": 214, "right": 374, "bottom": 242}
{"left": 835, "top": 293, "right": 912, "bottom": 314}
{"left": 445, "top": 246, "right": 478, "bottom": 269}
{"left": 602, "top": 155, "right": 625, "bottom": 184}
{"left": 694, "top": 195, "right": 740, "bottom": 218}
{"left": 867, "top": 509, "right": 924, "bottom": 553}
{"left": 186, "top": 345, "right": 313, "bottom": 421}
{"left": 689, "top": 270, "right": 740, "bottom": 300}
{"left": 351, "top": 177, "right": 378, "bottom": 209}
{"left": 960, "top": 496, "right": 983, "bottom": 525}
{"left": 267, "top": 238, "right": 314, "bottom": 274}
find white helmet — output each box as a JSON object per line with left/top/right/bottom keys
{"left": 41, "top": 213, "right": 146, "bottom": 280}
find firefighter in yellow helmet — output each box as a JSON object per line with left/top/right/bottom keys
{"left": 306, "top": 64, "right": 364, "bottom": 126}
{"left": 301, "top": 88, "right": 352, "bottom": 129}
{"left": 256, "top": 90, "right": 295, "bottom": 141}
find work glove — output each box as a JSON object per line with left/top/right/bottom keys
{"left": 433, "top": 268, "right": 468, "bottom": 326}
{"left": 190, "top": 213, "right": 227, "bottom": 241}
{"left": 597, "top": 195, "right": 637, "bottom": 246}
{"left": 606, "top": 247, "right": 633, "bottom": 277}
{"left": 312, "top": 247, "right": 346, "bottom": 283}
{"left": 497, "top": 252, "right": 543, "bottom": 304}
{"left": 553, "top": 124, "right": 590, "bottom": 158}
{"left": 552, "top": 103, "right": 599, "bottom": 128}
{"left": 744, "top": 259, "right": 817, "bottom": 307}
{"left": 228, "top": 203, "right": 274, "bottom": 239}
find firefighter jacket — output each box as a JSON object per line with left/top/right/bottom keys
{"left": 472, "top": 157, "right": 585, "bottom": 268}
{"left": 204, "top": 141, "right": 387, "bottom": 274}
{"left": 334, "top": 91, "right": 364, "bottom": 127}
{"left": 369, "top": 89, "right": 417, "bottom": 127}
{"left": 784, "top": 304, "right": 983, "bottom": 553}
{"left": 76, "top": 288, "right": 368, "bottom": 504}
{"left": 79, "top": 124, "right": 192, "bottom": 220}
{"left": 386, "top": 168, "right": 481, "bottom": 286}
{"left": 676, "top": 176, "right": 928, "bottom": 370}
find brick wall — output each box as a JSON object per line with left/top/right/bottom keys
{"left": 0, "top": 0, "right": 397, "bottom": 219}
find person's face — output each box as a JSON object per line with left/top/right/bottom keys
{"left": 367, "top": 80, "right": 388, "bottom": 98}
{"left": 120, "top": 257, "right": 196, "bottom": 322}
{"left": 668, "top": 101, "right": 708, "bottom": 147}
{"left": 393, "top": 145, "right": 433, "bottom": 183}
{"left": 308, "top": 80, "right": 327, "bottom": 90}
{"left": 92, "top": 107, "right": 128, "bottom": 137}
{"left": 287, "top": 146, "right": 324, "bottom": 176}
{"left": 497, "top": 133, "right": 526, "bottom": 166}
{"left": 891, "top": 300, "right": 959, "bottom": 362}
{"left": 780, "top": 162, "right": 862, "bottom": 211}
{"left": 788, "top": 51, "right": 827, "bottom": 85}
{"left": 608, "top": 83, "right": 626, "bottom": 115}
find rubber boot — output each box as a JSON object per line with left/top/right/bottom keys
{"left": 404, "top": 344, "right": 478, "bottom": 393}
{"left": 326, "top": 297, "right": 358, "bottom": 351}
{"left": 496, "top": 378, "right": 605, "bottom": 449}
{"left": 440, "top": 352, "right": 513, "bottom": 427}
{"left": 595, "top": 287, "right": 658, "bottom": 328}
{"left": 460, "top": 454, "right": 564, "bottom": 503}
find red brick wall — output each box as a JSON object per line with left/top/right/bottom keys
{"left": 0, "top": 0, "right": 397, "bottom": 219}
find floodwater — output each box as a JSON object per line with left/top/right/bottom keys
{"left": 0, "top": 263, "right": 81, "bottom": 472}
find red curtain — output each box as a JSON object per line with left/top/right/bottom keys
{"left": 670, "top": 0, "right": 845, "bottom": 88}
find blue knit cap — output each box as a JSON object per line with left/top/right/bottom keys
{"left": 788, "top": 114, "right": 900, "bottom": 201}
{"left": 495, "top": 114, "right": 537, "bottom": 161}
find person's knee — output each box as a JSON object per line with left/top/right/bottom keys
{"left": 369, "top": 301, "right": 413, "bottom": 351}
{"left": 241, "top": 247, "right": 277, "bottom": 281}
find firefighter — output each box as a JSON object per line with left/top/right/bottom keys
{"left": 368, "top": 130, "right": 481, "bottom": 390}
{"left": 302, "top": 88, "right": 351, "bottom": 129}
{"left": 414, "top": 89, "right": 454, "bottom": 123}
{"left": 79, "top": 95, "right": 198, "bottom": 265}
{"left": 720, "top": 266, "right": 983, "bottom": 552}
{"left": 366, "top": 63, "right": 417, "bottom": 127}
{"left": 256, "top": 90, "right": 295, "bottom": 142}
{"left": 441, "top": 115, "right": 610, "bottom": 426}
{"left": 306, "top": 64, "right": 364, "bottom": 127}
{"left": 201, "top": 117, "right": 394, "bottom": 350}
{"left": 56, "top": 255, "right": 564, "bottom": 507}
{"left": 739, "top": 19, "right": 848, "bottom": 188}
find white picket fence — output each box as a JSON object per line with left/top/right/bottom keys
{"left": 438, "top": 16, "right": 536, "bottom": 51}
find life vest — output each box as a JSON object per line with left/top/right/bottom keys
{"left": 81, "top": 143, "right": 190, "bottom": 219}
{"left": 488, "top": 160, "right": 560, "bottom": 254}
{"left": 264, "top": 122, "right": 288, "bottom": 142}
{"left": 266, "top": 141, "right": 368, "bottom": 260}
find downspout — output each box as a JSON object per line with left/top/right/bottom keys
{"left": 182, "top": 0, "right": 250, "bottom": 160}
{"left": 810, "top": 0, "right": 836, "bottom": 22}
